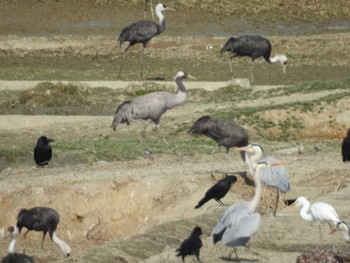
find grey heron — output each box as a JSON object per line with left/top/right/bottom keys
{"left": 34, "top": 136, "right": 54, "bottom": 166}
{"left": 17, "top": 207, "right": 71, "bottom": 257}
{"left": 117, "top": 3, "right": 174, "bottom": 78}
{"left": 195, "top": 175, "right": 237, "bottom": 208}
{"left": 175, "top": 226, "right": 203, "bottom": 263}
{"left": 342, "top": 128, "right": 350, "bottom": 162}
{"left": 220, "top": 35, "right": 287, "bottom": 83}
{"left": 111, "top": 71, "right": 196, "bottom": 151}
{"left": 212, "top": 161, "right": 283, "bottom": 260}
{"left": 236, "top": 143, "right": 290, "bottom": 216}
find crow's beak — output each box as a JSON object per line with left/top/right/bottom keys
{"left": 47, "top": 138, "right": 55, "bottom": 143}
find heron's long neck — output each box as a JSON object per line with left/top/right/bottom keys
{"left": 156, "top": 10, "right": 166, "bottom": 34}
{"left": 52, "top": 231, "right": 71, "bottom": 256}
{"left": 249, "top": 165, "right": 262, "bottom": 212}
{"left": 245, "top": 150, "right": 263, "bottom": 175}
{"left": 300, "top": 202, "right": 313, "bottom": 222}
{"left": 8, "top": 235, "right": 16, "bottom": 253}
{"left": 243, "top": 152, "right": 255, "bottom": 176}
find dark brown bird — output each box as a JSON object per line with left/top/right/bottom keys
{"left": 220, "top": 35, "right": 287, "bottom": 83}
{"left": 175, "top": 226, "right": 203, "bottom": 263}
{"left": 195, "top": 175, "right": 237, "bottom": 208}
{"left": 189, "top": 115, "right": 249, "bottom": 153}
{"left": 342, "top": 128, "right": 350, "bottom": 162}
{"left": 17, "top": 207, "right": 71, "bottom": 257}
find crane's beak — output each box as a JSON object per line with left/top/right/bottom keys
{"left": 166, "top": 7, "right": 175, "bottom": 11}
{"left": 187, "top": 74, "right": 197, "bottom": 80}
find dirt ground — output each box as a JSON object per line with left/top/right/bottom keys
{"left": 0, "top": 1, "right": 350, "bottom": 263}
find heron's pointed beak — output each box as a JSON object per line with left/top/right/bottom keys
{"left": 271, "top": 161, "right": 283, "bottom": 166}
{"left": 234, "top": 146, "right": 250, "bottom": 152}
{"left": 187, "top": 74, "right": 197, "bottom": 80}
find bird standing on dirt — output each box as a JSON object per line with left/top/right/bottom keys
{"left": 112, "top": 71, "right": 196, "bottom": 150}
{"left": 175, "top": 226, "right": 203, "bottom": 263}
{"left": 1, "top": 226, "right": 34, "bottom": 263}
{"left": 289, "top": 197, "right": 340, "bottom": 245}
{"left": 220, "top": 35, "right": 287, "bottom": 83}
{"left": 195, "top": 175, "right": 237, "bottom": 208}
{"left": 212, "top": 161, "right": 282, "bottom": 260}
{"left": 117, "top": 3, "right": 175, "bottom": 78}
{"left": 34, "top": 136, "right": 54, "bottom": 166}
{"left": 236, "top": 143, "right": 290, "bottom": 216}
{"left": 17, "top": 207, "right": 71, "bottom": 257}
{"left": 342, "top": 128, "right": 350, "bottom": 162}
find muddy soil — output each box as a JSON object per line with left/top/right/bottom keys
{"left": 0, "top": 1, "right": 350, "bottom": 263}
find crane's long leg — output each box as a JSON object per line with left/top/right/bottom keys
{"left": 150, "top": 0, "right": 154, "bottom": 20}
{"left": 117, "top": 44, "right": 131, "bottom": 79}
{"left": 250, "top": 60, "right": 255, "bottom": 84}
{"left": 140, "top": 47, "right": 146, "bottom": 78}
{"left": 228, "top": 58, "right": 234, "bottom": 79}
{"left": 140, "top": 122, "right": 149, "bottom": 150}
{"left": 210, "top": 146, "right": 219, "bottom": 177}
{"left": 273, "top": 188, "right": 280, "bottom": 217}
{"left": 156, "top": 124, "right": 174, "bottom": 151}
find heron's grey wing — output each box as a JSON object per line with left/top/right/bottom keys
{"left": 221, "top": 212, "right": 261, "bottom": 247}
{"left": 259, "top": 156, "right": 290, "bottom": 193}
{"left": 212, "top": 202, "right": 250, "bottom": 235}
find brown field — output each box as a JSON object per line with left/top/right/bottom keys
{"left": 0, "top": 1, "right": 350, "bottom": 263}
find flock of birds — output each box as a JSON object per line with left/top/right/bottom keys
{"left": 3, "top": 2, "right": 350, "bottom": 263}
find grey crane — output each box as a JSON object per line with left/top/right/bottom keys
{"left": 189, "top": 115, "right": 249, "bottom": 174}
{"left": 111, "top": 71, "right": 196, "bottom": 150}
{"left": 175, "top": 226, "right": 203, "bottom": 263}
{"left": 220, "top": 35, "right": 287, "bottom": 83}
{"left": 16, "top": 207, "right": 71, "bottom": 257}
{"left": 212, "top": 161, "right": 282, "bottom": 260}
{"left": 117, "top": 3, "right": 174, "bottom": 79}
{"left": 1, "top": 226, "right": 34, "bottom": 263}
{"left": 342, "top": 128, "right": 350, "bottom": 162}
{"left": 236, "top": 143, "right": 290, "bottom": 216}
{"left": 34, "top": 136, "right": 54, "bottom": 166}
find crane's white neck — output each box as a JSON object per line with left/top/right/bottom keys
{"left": 8, "top": 234, "right": 16, "bottom": 253}
{"left": 52, "top": 231, "right": 71, "bottom": 257}
{"left": 270, "top": 54, "right": 287, "bottom": 64}
{"left": 299, "top": 201, "right": 314, "bottom": 222}
{"left": 249, "top": 164, "right": 263, "bottom": 212}
{"left": 156, "top": 8, "right": 165, "bottom": 24}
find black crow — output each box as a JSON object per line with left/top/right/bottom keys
{"left": 342, "top": 128, "right": 350, "bottom": 162}
{"left": 195, "top": 175, "right": 237, "bottom": 209}
{"left": 34, "top": 136, "right": 54, "bottom": 166}
{"left": 175, "top": 226, "right": 203, "bottom": 262}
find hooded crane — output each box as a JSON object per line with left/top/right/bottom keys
{"left": 220, "top": 35, "right": 287, "bottom": 83}
{"left": 175, "top": 226, "right": 203, "bottom": 263}
{"left": 16, "top": 207, "right": 71, "bottom": 257}
{"left": 117, "top": 3, "right": 174, "bottom": 78}
{"left": 112, "top": 71, "right": 196, "bottom": 150}
{"left": 189, "top": 115, "right": 249, "bottom": 174}
{"left": 34, "top": 136, "right": 54, "bottom": 166}
{"left": 195, "top": 175, "right": 237, "bottom": 208}
{"left": 236, "top": 143, "right": 290, "bottom": 216}
{"left": 212, "top": 161, "right": 283, "bottom": 260}
{"left": 1, "top": 226, "right": 34, "bottom": 263}
{"left": 342, "top": 128, "right": 350, "bottom": 162}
